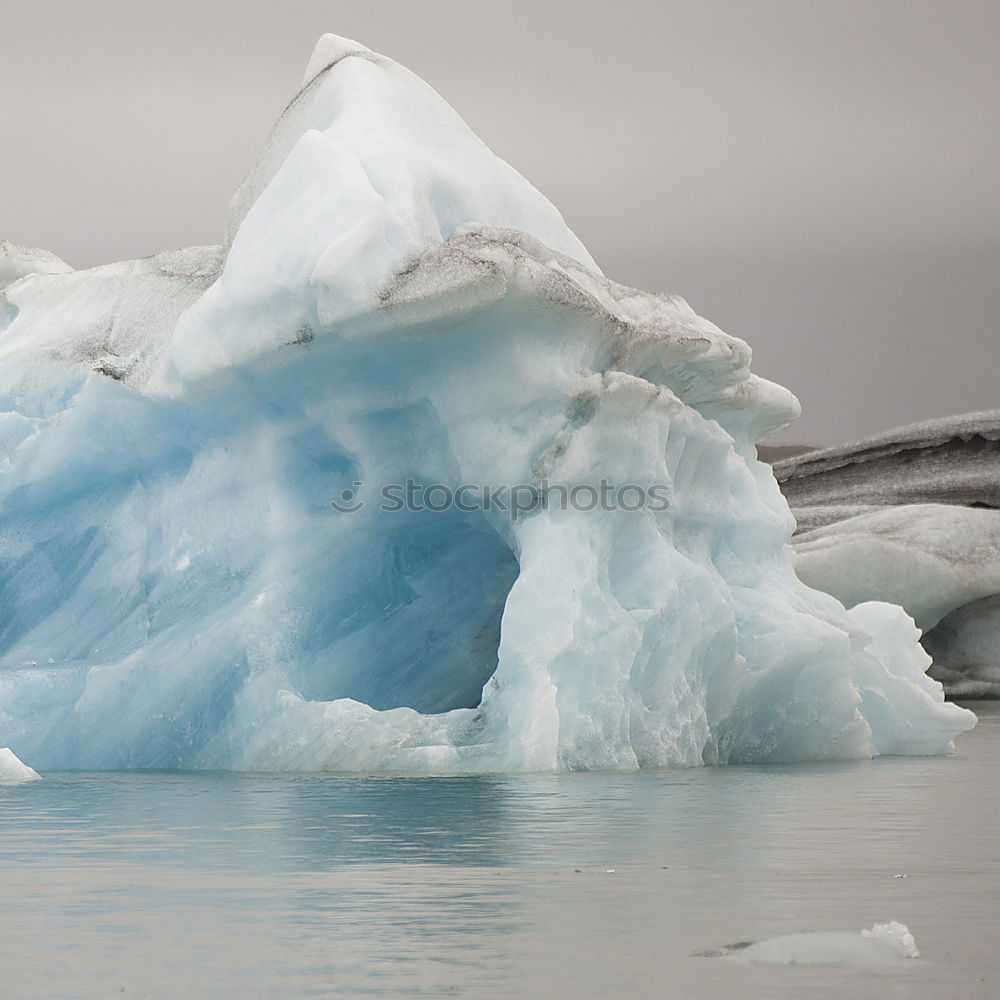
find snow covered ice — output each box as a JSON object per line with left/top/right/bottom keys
{"left": 0, "top": 35, "right": 975, "bottom": 771}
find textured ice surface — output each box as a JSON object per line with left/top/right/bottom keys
{"left": 741, "top": 921, "right": 918, "bottom": 966}
{"left": 0, "top": 748, "right": 40, "bottom": 783}
{"left": 794, "top": 505, "right": 1000, "bottom": 630}
{"left": 0, "top": 35, "right": 975, "bottom": 771}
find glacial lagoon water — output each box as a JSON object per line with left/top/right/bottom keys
{"left": 1, "top": 703, "right": 998, "bottom": 999}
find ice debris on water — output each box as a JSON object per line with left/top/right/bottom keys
{"left": 0, "top": 748, "right": 41, "bottom": 783}
{"left": 737, "top": 921, "right": 919, "bottom": 966}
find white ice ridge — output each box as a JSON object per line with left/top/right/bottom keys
{"left": 0, "top": 35, "right": 975, "bottom": 771}
{"left": 0, "top": 748, "right": 40, "bottom": 783}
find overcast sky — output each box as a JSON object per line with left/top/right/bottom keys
{"left": 3, "top": 0, "right": 997, "bottom": 444}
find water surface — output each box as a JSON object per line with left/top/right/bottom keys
{"left": 2, "top": 704, "right": 998, "bottom": 998}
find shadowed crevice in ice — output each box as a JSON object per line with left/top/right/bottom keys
{"left": 289, "top": 514, "right": 517, "bottom": 714}
{"left": 921, "top": 594, "right": 1000, "bottom": 698}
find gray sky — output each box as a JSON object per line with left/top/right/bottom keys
{"left": 3, "top": 0, "right": 997, "bottom": 444}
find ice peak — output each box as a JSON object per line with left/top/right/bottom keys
{"left": 0, "top": 240, "right": 72, "bottom": 291}
{"left": 218, "top": 33, "right": 598, "bottom": 353}
{"left": 224, "top": 34, "right": 596, "bottom": 272}
{"left": 301, "top": 33, "right": 373, "bottom": 87}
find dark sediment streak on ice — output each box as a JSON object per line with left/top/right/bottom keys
{"left": 772, "top": 411, "right": 1000, "bottom": 523}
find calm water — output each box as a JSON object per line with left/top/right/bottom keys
{"left": 2, "top": 704, "right": 998, "bottom": 999}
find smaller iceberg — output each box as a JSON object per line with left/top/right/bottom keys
{"left": 0, "top": 747, "right": 40, "bottom": 783}
{"left": 773, "top": 412, "right": 1000, "bottom": 697}
{"left": 740, "top": 921, "right": 919, "bottom": 966}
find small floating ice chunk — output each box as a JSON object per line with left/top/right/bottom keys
{"left": 861, "top": 921, "right": 919, "bottom": 958}
{"left": 0, "top": 747, "right": 41, "bottom": 783}
{"left": 742, "top": 921, "right": 918, "bottom": 966}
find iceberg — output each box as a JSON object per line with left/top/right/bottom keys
{"left": 0, "top": 35, "right": 975, "bottom": 771}
{"left": 774, "top": 413, "right": 1000, "bottom": 697}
